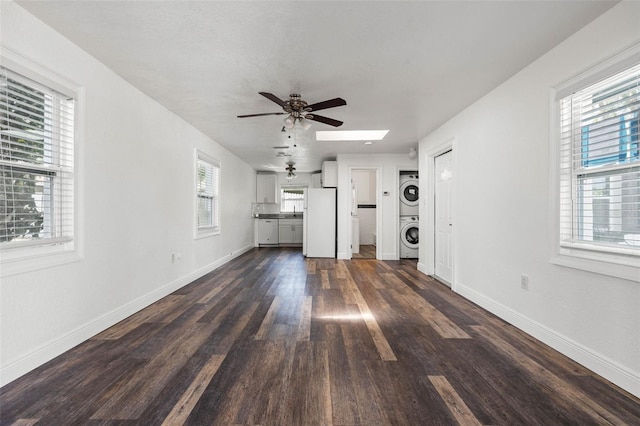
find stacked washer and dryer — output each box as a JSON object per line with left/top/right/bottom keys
{"left": 399, "top": 172, "right": 419, "bottom": 258}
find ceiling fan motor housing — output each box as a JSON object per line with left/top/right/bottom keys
{"left": 285, "top": 94, "right": 309, "bottom": 118}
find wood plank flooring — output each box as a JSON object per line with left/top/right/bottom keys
{"left": 352, "top": 245, "right": 376, "bottom": 259}
{"left": 1, "top": 248, "right": 639, "bottom": 425}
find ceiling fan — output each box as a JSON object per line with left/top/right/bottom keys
{"left": 238, "top": 92, "right": 346, "bottom": 128}
{"left": 285, "top": 162, "right": 297, "bottom": 180}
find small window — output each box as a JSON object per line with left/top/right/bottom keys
{"left": 280, "top": 187, "right": 304, "bottom": 213}
{"left": 1, "top": 65, "right": 75, "bottom": 251}
{"left": 558, "top": 63, "right": 639, "bottom": 257}
{"left": 195, "top": 151, "right": 220, "bottom": 237}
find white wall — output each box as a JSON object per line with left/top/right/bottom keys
{"left": 0, "top": 2, "right": 256, "bottom": 385}
{"left": 337, "top": 154, "right": 418, "bottom": 259}
{"left": 418, "top": 1, "right": 640, "bottom": 397}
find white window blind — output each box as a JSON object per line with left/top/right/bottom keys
{"left": 280, "top": 187, "right": 304, "bottom": 213}
{"left": 559, "top": 63, "right": 639, "bottom": 253}
{"left": 1, "top": 66, "right": 75, "bottom": 248}
{"left": 196, "top": 152, "right": 220, "bottom": 234}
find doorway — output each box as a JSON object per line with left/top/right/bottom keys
{"left": 434, "top": 150, "right": 453, "bottom": 286}
{"left": 351, "top": 169, "right": 378, "bottom": 259}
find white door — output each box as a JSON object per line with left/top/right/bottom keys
{"left": 435, "top": 150, "right": 453, "bottom": 286}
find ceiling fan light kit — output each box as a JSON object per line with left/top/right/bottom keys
{"left": 283, "top": 115, "right": 296, "bottom": 129}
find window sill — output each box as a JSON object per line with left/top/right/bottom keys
{"left": 1, "top": 246, "right": 82, "bottom": 277}
{"left": 195, "top": 227, "right": 220, "bottom": 239}
{"left": 551, "top": 245, "right": 639, "bottom": 281}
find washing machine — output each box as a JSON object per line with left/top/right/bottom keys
{"left": 399, "top": 216, "right": 419, "bottom": 259}
{"left": 400, "top": 173, "right": 419, "bottom": 216}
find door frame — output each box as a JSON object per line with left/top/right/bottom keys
{"left": 420, "top": 138, "right": 456, "bottom": 290}
{"left": 348, "top": 166, "right": 381, "bottom": 259}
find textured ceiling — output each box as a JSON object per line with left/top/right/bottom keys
{"left": 16, "top": 0, "right": 618, "bottom": 172}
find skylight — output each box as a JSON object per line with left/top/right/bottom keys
{"left": 315, "top": 130, "right": 389, "bottom": 141}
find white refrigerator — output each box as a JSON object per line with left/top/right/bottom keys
{"left": 304, "top": 188, "right": 336, "bottom": 258}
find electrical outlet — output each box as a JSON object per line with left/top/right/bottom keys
{"left": 521, "top": 274, "right": 530, "bottom": 290}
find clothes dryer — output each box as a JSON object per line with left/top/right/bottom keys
{"left": 400, "top": 174, "right": 419, "bottom": 216}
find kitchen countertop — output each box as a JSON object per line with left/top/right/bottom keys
{"left": 254, "top": 214, "right": 303, "bottom": 219}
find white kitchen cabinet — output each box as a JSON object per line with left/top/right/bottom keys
{"left": 258, "top": 219, "right": 279, "bottom": 245}
{"left": 293, "top": 219, "right": 303, "bottom": 243}
{"left": 256, "top": 173, "right": 277, "bottom": 203}
{"left": 279, "top": 219, "right": 303, "bottom": 244}
{"left": 321, "top": 161, "right": 337, "bottom": 187}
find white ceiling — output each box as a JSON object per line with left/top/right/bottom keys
{"left": 16, "top": 0, "right": 618, "bottom": 172}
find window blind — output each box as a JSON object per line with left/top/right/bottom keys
{"left": 1, "top": 66, "right": 75, "bottom": 247}
{"left": 559, "top": 63, "right": 639, "bottom": 251}
{"left": 196, "top": 153, "right": 219, "bottom": 232}
{"left": 281, "top": 188, "right": 304, "bottom": 213}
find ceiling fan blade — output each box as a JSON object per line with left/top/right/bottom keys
{"left": 237, "top": 112, "right": 286, "bottom": 118}
{"left": 307, "top": 114, "right": 343, "bottom": 127}
{"left": 259, "top": 92, "right": 288, "bottom": 107}
{"left": 306, "top": 97, "right": 346, "bottom": 112}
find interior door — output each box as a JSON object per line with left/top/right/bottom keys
{"left": 435, "top": 150, "right": 453, "bottom": 286}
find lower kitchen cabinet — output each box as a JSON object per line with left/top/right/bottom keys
{"left": 279, "top": 219, "right": 303, "bottom": 245}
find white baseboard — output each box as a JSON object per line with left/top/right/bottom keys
{"left": 455, "top": 282, "right": 640, "bottom": 399}
{"left": 0, "top": 244, "right": 253, "bottom": 387}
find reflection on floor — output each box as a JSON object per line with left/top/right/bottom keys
{"left": 353, "top": 244, "right": 376, "bottom": 259}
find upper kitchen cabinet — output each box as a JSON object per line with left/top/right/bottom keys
{"left": 256, "top": 173, "right": 278, "bottom": 203}
{"left": 321, "top": 161, "right": 337, "bottom": 188}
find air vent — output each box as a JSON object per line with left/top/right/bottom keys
{"left": 273, "top": 146, "right": 289, "bottom": 149}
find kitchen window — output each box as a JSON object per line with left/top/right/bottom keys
{"left": 1, "top": 63, "right": 76, "bottom": 263}
{"left": 280, "top": 187, "right": 304, "bottom": 214}
{"left": 195, "top": 151, "right": 220, "bottom": 237}
{"left": 555, "top": 57, "right": 639, "bottom": 277}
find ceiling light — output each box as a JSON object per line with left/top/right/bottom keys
{"left": 316, "top": 130, "right": 389, "bottom": 141}
{"left": 283, "top": 115, "right": 295, "bottom": 129}
{"left": 283, "top": 114, "right": 313, "bottom": 131}
{"left": 299, "top": 117, "right": 312, "bottom": 131}
{"left": 364, "top": 141, "right": 373, "bottom": 145}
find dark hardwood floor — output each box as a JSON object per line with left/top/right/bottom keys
{"left": 2, "top": 248, "right": 639, "bottom": 425}
{"left": 352, "top": 244, "right": 376, "bottom": 259}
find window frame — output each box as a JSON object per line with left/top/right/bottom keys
{"left": 0, "top": 49, "right": 83, "bottom": 277}
{"left": 194, "top": 150, "right": 220, "bottom": 238}
{"left": 280, "top": 186, "right": 305, "bottom": 214}
{"left": 550, "top": 45, "right": 640, "bottom": 281}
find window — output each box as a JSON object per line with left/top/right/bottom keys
{"left": 1, "top": 65, "right": 75, "bottom": 251}
{"left": 558, "top": 63, "right": 639, "bottom": 259}
{"left": 195, "top": 151, "right": 220, "bottom": 236}
{"left": 280, "top": 187, "right": 304, "bottom": 213}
